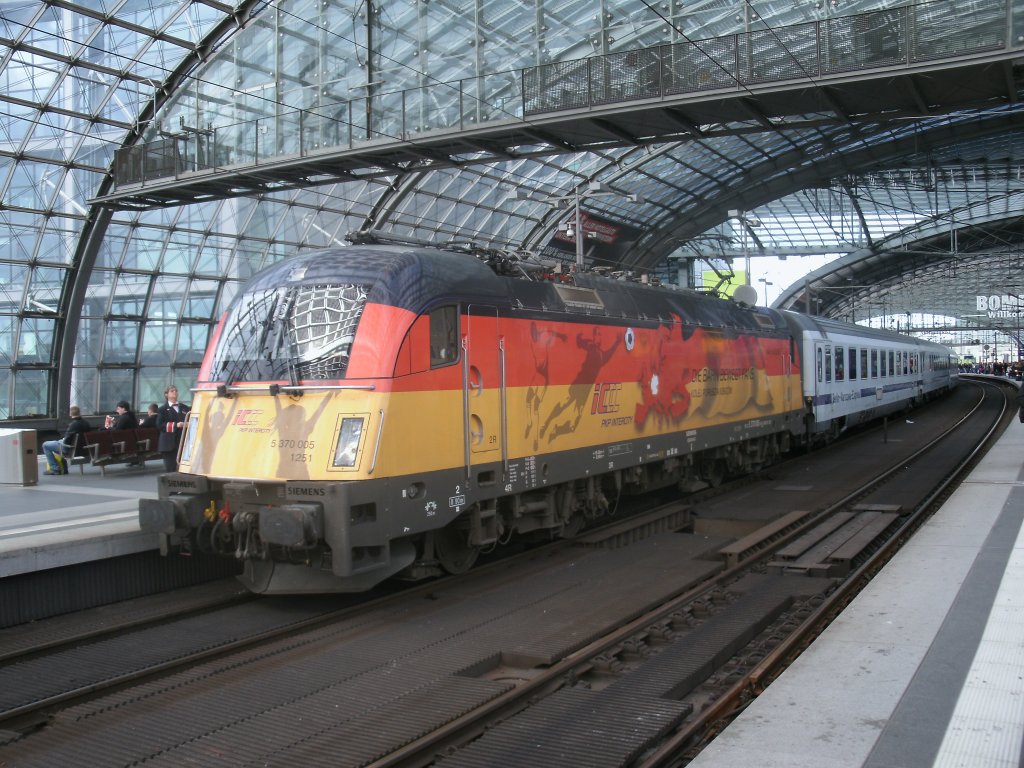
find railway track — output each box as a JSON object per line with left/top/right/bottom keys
{"left": 368, "top": 381, "right": 1009, "bottom": 768}
{"left": 0, "top": 494, "right": 684, "bottom": 735}
{"left": 0, "top": 381, "right": 1006, "bottom": 767}
{"left": 642, "top": 377, "right": 1014, "bottom": 767}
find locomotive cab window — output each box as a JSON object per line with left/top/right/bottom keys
{"left": 206, "top": 282, "right": 369, "bottom": 382}
{"left": 394, "top": 305, "right": 460, "bottom": 375}
{"left": 430, "top": 305, "right": 459, "bottom": 367}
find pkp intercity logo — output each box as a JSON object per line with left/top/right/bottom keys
{"left": 591, "top": 382, "right": 622, "bottom": 415}
{"left": 233, "top": 409, "right": 264, "bottom": 427}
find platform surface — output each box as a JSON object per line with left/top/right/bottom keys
{"left": 690, "top": 419, "right": 1024, "bottom": 768}
{"left": 0, "top": 457, "right": 161, "bottom": 578}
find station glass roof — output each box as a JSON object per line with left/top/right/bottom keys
{"left": 0, "top": 0, "right": 1020, "bottom": 421}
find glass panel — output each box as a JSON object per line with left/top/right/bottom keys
{"left": 27, "top": 266, "right": 64, "bottom": 312}
{"left": 18, "top": 318, "right": 55, "bottom": 364}
{"left": 184, "top": 279, "right": 221, "bottom": 319}
{"left": 0, "top": 369, "right": 9, "bottom": 419}
{"left": 103, "top": 321, "right": 141, "bottom": 365}
{"left": 0, "top": 317, "right": 15, "bottom": 367}
{"left": 0, "top": 264, "right": 28, "bottom": 311}
{"left": 111, "top": 273, "right": 153, "bottom": 317}
{"left": 69, "top": 366, "right": 99, "bottom": 416}
{"left": 72, "top": 319, "right": 102, "bottom": 368}
{"left": 138, "top": 367, "right": 172, "bottom": 410}
{"left": 97, "top": 368, "right": 136, "bottom": 414}
{"left": 177, "top": 322, "right": 212, "bottom": 364}
{"left": 13, "top": 370, "right": 48, "bottom": 418}
{"left": 142, "top": 319, "right": 177, "bottom": 367}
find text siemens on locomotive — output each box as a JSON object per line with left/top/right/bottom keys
{"left": 139, "top": 238, "right": 957, "bottom": 594}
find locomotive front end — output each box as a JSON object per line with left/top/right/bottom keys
{"left": 140, "top": 250, "right": 432, "bottom": 593}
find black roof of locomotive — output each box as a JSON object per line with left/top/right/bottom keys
{"left": 242, "top": 244, "right": 787, "bottom": 336}
{"left": 240, "top": 245, "right": 506, "bottom": 311}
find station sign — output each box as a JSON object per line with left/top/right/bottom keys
{"left": 975, "top": 294, "right": 1024, "bottom": 318}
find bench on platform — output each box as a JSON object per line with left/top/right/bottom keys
{"left": 79, "top": 427, "right": 161, "bottom": 475}
{"left": 58, "top": 432, "right": 89, "bottom": 475}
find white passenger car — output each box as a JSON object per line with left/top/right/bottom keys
{"left": 782, "top": 312, "right": 958, "bottom": 439}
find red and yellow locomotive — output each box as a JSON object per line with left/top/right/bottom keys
{"left": 140, "top": 239, "right": 807, "bottom": 593}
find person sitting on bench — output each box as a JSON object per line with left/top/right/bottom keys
{"left": 42, "top": 406, "right": 91, "bottom": 475}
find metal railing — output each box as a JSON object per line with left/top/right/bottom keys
{"left": 112, "top": 0, "right": 1011, "bottom": 190}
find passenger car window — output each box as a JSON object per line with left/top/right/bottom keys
{"left": 835, "top": 346, "right": 845, "bottom": 381}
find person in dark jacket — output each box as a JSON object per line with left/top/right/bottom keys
{"left": 103, "top": 401, "right": 136, "bottom": 431}
{"left": 42, "top": 406, "right": 91, "bottom": 475}
{"left": 157, "top": 385, "right": 190, "bottom": 471}
{"left": 139, "top": 403, "right": 159, "bottom": 428}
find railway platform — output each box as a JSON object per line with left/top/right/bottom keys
{"left": 0, "top": 458, "right": 246, "bottom": 628}
{"left": 690, "top": 418, "right": 1024, "bottom": 768}
{"left": 0, "top": 457, "right": 160, "bottom": 580}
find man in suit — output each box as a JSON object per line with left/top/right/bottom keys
{"left": 42, "top": 406, "right": 91, "bottom": 475}
{"left": 157, "top": 385, "right": 190, "bottom": 471}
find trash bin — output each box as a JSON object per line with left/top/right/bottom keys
{"left": 0, "top": 428, "right": 38, "bottom": 486}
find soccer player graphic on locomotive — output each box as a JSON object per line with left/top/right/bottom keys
{"left": 633, "top": 317, "right": 776, "bottom": 430}
{"left": 524, "top": 321, "right": 568, "bottom": 451}
{"left": 538, "top": 328, "right": 621, "bottom": 442}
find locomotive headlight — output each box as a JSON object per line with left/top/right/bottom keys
{"left": 332, "top": 417, "right": 364, "bottom": 467}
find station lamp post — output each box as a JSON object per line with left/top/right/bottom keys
{"left": 728, "top": 209, "right": 761, "bottom": 284}
{"left": 516, "top": 182, "right": 644, "bottom": 270}
{"left": 757, "top": 278, "right": 773, "bottom": 306}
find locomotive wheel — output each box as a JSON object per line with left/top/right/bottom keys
{"left": 433, "top": 525, "right": 480, "bottom": 575}
{"left": 702, "top": 458, "right": 725, "bottom": 488}
{"left": 559, "top": 513, "right": 585, "bottom": 539}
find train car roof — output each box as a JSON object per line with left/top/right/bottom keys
{"left": 780, "top": 310, "right": 953, "bottom": 352}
